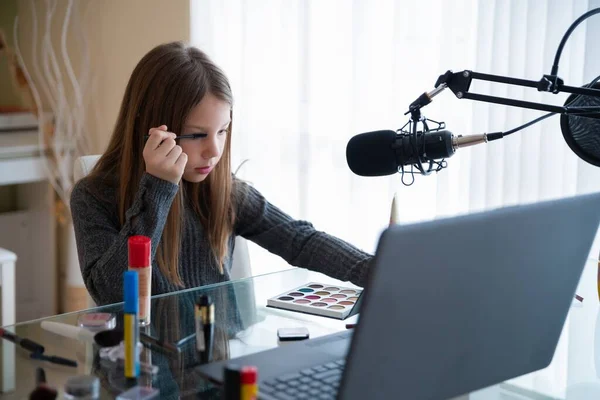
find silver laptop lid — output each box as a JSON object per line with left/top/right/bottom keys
{"left": 340, "top": 193, "right": 600, "bottom": 400}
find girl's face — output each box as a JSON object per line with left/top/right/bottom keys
{"left": 180, "top": 93, "right": 231, "bottom": 183}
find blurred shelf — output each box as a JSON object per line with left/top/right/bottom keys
{"left": 0, "top": 130, "right": 46, "bottom": 186}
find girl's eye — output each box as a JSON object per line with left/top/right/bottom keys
{"left": 218, "top": 129, "right": 227, "bottom": 136}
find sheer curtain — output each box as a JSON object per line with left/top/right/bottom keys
{"left": 192, "top": 0, "right": 599, "bottom": 260}
{"left": 191, "top": 0, "right": 600, "bottom": 396}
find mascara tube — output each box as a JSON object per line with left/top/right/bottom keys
{"left": 195, "top": 295, "right": 214, "bottom": 363}
{"left": 124, "top": 271, "right": 140, "bottom": 380}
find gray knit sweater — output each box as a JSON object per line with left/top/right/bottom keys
{"left": 70, "top": 173, "right": 373, "bottom": 306}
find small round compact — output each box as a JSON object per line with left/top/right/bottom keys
{"left": 77, "top": 312, "right": 116, "bottom": 332}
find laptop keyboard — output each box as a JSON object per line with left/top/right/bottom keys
{"left": 258, "top": 359, "right": 345, "bottom": 400}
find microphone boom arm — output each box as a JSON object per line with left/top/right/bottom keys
{"left": 412, "top": 8, "right": 600, "bottom": 118}
{"left": 434, "top": 70, "right": 600, "bottom": 117}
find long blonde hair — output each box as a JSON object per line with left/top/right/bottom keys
{"left": 89, "top": 42, "right": 235, "bottom": 286}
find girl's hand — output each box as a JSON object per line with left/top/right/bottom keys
{"left": 143, "top": 125, "right": 188, "bottom": 184}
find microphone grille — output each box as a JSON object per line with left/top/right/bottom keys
{"left": 346, "top": 130, "right": 398, "bottom": 176}
{"left": 561, "top": 81, "right": 600, "bottom": 167}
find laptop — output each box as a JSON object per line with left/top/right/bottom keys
{"left": 198, "top": 192, "right": 600, "bottom": 399}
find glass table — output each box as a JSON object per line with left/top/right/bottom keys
{"left": 0, "top": 258, "right": 599, "bottom": 399}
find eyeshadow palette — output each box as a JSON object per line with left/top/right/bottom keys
{"left": 267, "top": 282, "right": 362, "bottom": 319}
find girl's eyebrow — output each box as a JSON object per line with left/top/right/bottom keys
{"left": 184, "top": 120, "right": 231, "bottom": 131}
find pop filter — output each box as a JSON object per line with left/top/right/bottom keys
{"left": 560, "top": 81, "right": 600, "bottom": 167}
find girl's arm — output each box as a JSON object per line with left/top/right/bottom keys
{"left": 234, "top": 180, "right": 373, "bottom": 288}
{"left": 70, "top": 173, "right": 179, "bottom": 305}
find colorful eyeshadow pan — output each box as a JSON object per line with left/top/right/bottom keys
{"left": 267, "top": 282, "right": 363, "bottom": 320}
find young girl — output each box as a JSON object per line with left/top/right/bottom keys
{"left": 70, "top": 41, "right": 373, "bottom": 306}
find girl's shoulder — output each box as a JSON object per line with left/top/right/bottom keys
{"left": 232, "top": 175, "right": 261, "bottom": 202}
{"left": 71, "top": 174, "right": 119, "bottom": 208}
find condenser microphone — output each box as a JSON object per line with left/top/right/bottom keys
{"left": 346, "top": 129, "right": 497, "bottom": 177}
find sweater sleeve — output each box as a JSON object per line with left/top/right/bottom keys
{"left": 70, "top": 173, "right": 179, "bottom": 305}
{"left": 234, "top": 180, "right": 373, "bottom": 288}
